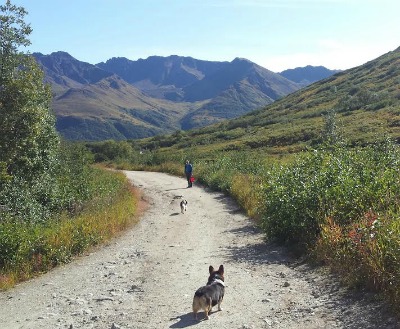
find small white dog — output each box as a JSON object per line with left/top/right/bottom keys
{"left": 180, "top": 199, "right": 188, "bottom": 214}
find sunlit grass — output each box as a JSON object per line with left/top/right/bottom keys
{"left": 0, "top": 170, "right": 138, "bottom": 290}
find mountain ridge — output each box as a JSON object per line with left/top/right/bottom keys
{"left": 33, "top": 52, "right": 339, "bottom": 140}
{"left": 135, "top": 46, "right": 400, "bottom": 156}
{"left": 280, "top": 65, "right": 342, "bottom": 87}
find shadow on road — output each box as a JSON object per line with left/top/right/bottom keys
{"left": 223, "top": 224, "right": 294, "bottom": 266}
{"left": 224, "top": 226, "right": 400, "bottom": 329}
{"left": 212, "top": 193, "right": 247, "bottom": 215}
{"left": 164, "top": 188, "right": 188, "bottom": 192}
{"left": 169, "top": 312, "right": 199, "bottom": 328}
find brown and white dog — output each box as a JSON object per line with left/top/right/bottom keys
{"left": 180, "top": 199, "right": 188, "bottom": 214}
{"left": 192, "top": 265, "right": 225, "bottom": 320}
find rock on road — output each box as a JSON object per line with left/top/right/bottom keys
{"left": 0, "top": 171, "right": 398, "bottom": 329}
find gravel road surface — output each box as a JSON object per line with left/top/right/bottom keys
{"left": 0, "top": 171, "right": 398, "bottom": 329}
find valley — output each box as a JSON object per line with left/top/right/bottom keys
{"left": 33, "top": 52, "right": 338, "bottom": 141}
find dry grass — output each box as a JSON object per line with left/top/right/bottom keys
{"left": 0, "top": 173, "right": 139, "bottom": 290}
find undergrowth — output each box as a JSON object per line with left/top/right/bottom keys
{"left": 0, "top": 170, "right": 137, "bottom": 290}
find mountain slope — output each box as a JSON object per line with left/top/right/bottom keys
{"left": 34, "top": 52, "right": 338, "bottom": 141}
{"left": 33, "top": 52, "right": 114, "bottom": 95}
{"left": 183, "top": 57, "right": 299, "bottom": 101}
{"left": 181, "top": 80, "right": 276, "bottom": 129}
{"left": 137, "top": 46, "right": 400, "bottom": 156}
{"left": 54, "top": 75, "right": 193, "bottom": 140}
{"left": 180, "top": 58, "right": 300, "bottom": 129}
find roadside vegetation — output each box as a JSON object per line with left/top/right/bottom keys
{"left": 0, "top": 1, "right": 137, "bottom": 289}
{"left": 0, "top": 165, "right": 137, "bottom": 289}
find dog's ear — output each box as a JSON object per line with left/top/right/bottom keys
{"left": 218, "top": 265, "right": 224, "bottom": 275}
{"left": 209, "top": 265, "right": 214, "bottom": 274}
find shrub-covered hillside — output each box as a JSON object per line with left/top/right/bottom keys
{"left": 133, "top": 46, "right": 400, "bottom": 159}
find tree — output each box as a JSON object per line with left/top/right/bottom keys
{"left": 0, "top": 0, "right": 59, "bottom": 182}
{"left": 321, "top": 109, "right": 343, "bottom": 148}
{"left": 0, "top": 0, "right": 31, "bottom": 85}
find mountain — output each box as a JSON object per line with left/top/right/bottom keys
{"left": 96, "top": 55, "right": 229, "bottom": 101}
{"left": 279, "top": 65, "right": 342, "bottom": 87}
{"left": 183, "top": 58, "right": 298, "bottom": 101}
{"left": 53, "top": 75, "right": 191, "bottom": 140}
{"left": 181, "top": 58, "right": 300, "bottom": 129}
{"left": 33, "top": 52, "right": 114, "bottom": 95}
{"left": 97, "top": 55, "right": 301, "bottom": 130}
{"left": 136, "top": 46, "right": 400, "bottom": 156}
{"left": 33, "top": 52, "right": 335, "bottom": 141}
{"left": 33, "top": 52, "right": 195, "bottom": 140}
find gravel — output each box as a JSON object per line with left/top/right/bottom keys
{"left": 0, "top": 170, "right": 398, "bottom": 329}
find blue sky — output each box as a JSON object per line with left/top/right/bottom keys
{"left": 12, "top": 0, "right": 400, "bottom": 72}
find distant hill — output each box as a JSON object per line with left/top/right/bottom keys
{"left": 136, "top": 46, "right": 400, "bottom": 156}
{"left": 33, "top": 52, "right": 336, "bottom": 141}
{"left": 53, "top": 75, "right": 190, "bottom": 140}
{"left": 279, "top": 65, "right": 341, "bottom": 87}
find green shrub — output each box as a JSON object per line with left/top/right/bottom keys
{"left": 0, "top": 170, "right": 137, "bottom": 289}
{"left": 260, "top": 139, "right": 400, "bottom": 249}
{"left": 0, "top": 142, "right": 97, "bottom": 223}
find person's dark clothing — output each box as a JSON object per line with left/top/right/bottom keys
{"left": 185, "top": 163, "right": 193, "bottom": 187}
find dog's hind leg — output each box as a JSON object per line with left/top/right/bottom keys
{"left": 217, "top": 298, "right": 223, "bottom": 311}
{"left": 204, "top": 297, "right": 213, "bottom": 320}
{"left": 204, "top": 309, "right": 209, "bottom": 320}
{"left": 192, "top": 298, "right": 201, "bottom": 319}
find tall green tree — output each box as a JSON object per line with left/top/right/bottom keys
{"left": 0, "top": 0, "right": 59, "bottom": 183}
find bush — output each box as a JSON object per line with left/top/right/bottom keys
{"left": 0, "top": 170, "right": 137, "bottom": 289}
{"left": 260, "top": 139, "right": 400, "bottom": 247}
{"left": 0, "top": 142, "right": 97, "bottom": 223}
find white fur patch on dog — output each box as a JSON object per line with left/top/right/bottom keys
{"left": 211, "top": 279, "right": 225, "bottom": 286}
{"left": 180, "top": 200, "right": 188, "bottom": 214}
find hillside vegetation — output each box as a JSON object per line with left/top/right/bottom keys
{"left": 133, "top": 46, "right": 400, "bottom": 158}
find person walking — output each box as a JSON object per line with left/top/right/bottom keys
{"left": 184, "top": 160, "right": 193, "bottom": 187}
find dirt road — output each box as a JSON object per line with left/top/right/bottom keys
{"left": 0, "top": 171, "right": 398, "bottom": 328}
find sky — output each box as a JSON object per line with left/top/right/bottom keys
{"left": 11, "top": 0, "right": 400, "bottom": 72}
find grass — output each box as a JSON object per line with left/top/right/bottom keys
{"left": 0, "top": 170, "right": 139, "bottom": 290}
